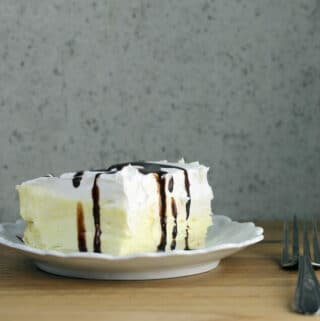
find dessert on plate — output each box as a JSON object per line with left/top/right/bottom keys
{"left": 16, "top": 160, "right": 214, "bottom": 255}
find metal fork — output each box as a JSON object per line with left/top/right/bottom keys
{"left": 281, "top": 217, "right": 320, "bottom": 268}
{"left": 293, "top": 224, "right": 320, "bottom": 314}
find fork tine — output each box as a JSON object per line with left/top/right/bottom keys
{"left": 303, "top": 223, "right": 311, "bottom": 258}
{"left": 281, "top": 219, "right": 290, "bottom": 265}
{"left": 292, "top": 216, "right": 300, "bottom": 261}
{"left": 312, "top": 220, "right": 320, "bottom": 263}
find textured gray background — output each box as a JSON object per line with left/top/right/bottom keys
{"left": 0, "top": 0, "right": 320, "bottom": 222}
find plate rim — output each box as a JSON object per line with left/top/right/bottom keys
{"left": 0, "top": 215, "right": 264, "bottom": 261}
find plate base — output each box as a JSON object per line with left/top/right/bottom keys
{"left": 0, "top": 215, "right": 264, "bottom": 280}
{"left": 36, "top": 260, "right": 220, "bottom": 280}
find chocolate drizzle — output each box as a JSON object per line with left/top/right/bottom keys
{"left": 77, "top": 202, "right": 87, "bottom": 252}
{"left": 71, "top": 161, "right": 192, "bottom": 253}
{"left": 16, "top": 235, "right": 24, "bottom": 243}
{"left": 156, "top": 174, "right": 167, "bottom": 251}
{"left": 170, "top": 197, "right": 178, "bottom": 250}
{"left": 72, "top": 171, "right": 84, "bottom": 188}
{"left": 168, "top": 177, "right": 174, "bottom": 193}
{"left": 185, "top": 225, "right": 190, "bottom": 250}
{"left": 184, "top": 172, "right": 191, "bottom": 220}
{"left": 92, "top": 173, "right": 102, "bottom": 253}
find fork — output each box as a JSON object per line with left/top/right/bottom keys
{"left": 281, "top": 217, "right": 320, "bottom": 268}
{"left": 293, "top": 224, "right": 320, "bottom": 314}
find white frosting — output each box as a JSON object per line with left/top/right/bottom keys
{"left": 18, "top": 160, "right": 214, "bottom": 216}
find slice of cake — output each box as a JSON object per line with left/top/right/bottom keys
{"left": 16, "top": 160, "right": 214, "bottom": 255}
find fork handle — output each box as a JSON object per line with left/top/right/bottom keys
{"left": 294, "top": 255, "right": 320, "bottom": 314}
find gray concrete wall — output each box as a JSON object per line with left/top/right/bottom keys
{"left": 1, "top": 0, "right": 320, "bottom": 222}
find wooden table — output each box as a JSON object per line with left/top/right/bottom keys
{"left": 0, "top": 221, "right": 319, "bottom": 321}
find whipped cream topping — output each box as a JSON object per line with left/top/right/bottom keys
{"left": 19, "top": 160, "right": 214, "bottom": 206}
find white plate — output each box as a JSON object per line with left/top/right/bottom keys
{"left": 0, "top": 215, "right": 263, "bottom": 280}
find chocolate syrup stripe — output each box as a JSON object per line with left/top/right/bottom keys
{"left": 77, "top": 202, "right": 87, "bottom": 252}
{"left": 92, "top": 173, "right": 102, "bottom": 253}
{"left": 185, "top": 225, "right": 190, "bottom": 250}
{"left": 170, "top": 197, "right": 178, "bottom": 250}
{"left": 168, "top": 177, "right": 174, "bottom": 193}
{"left": 156, "top": 174, "right": 167, "bottom": 251}
{"left": 72, "top": 171, "right": 84, "bottom": 188}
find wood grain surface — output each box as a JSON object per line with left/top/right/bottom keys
{"left": 0, "top": 221, "right": 319, "bottom": 321}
